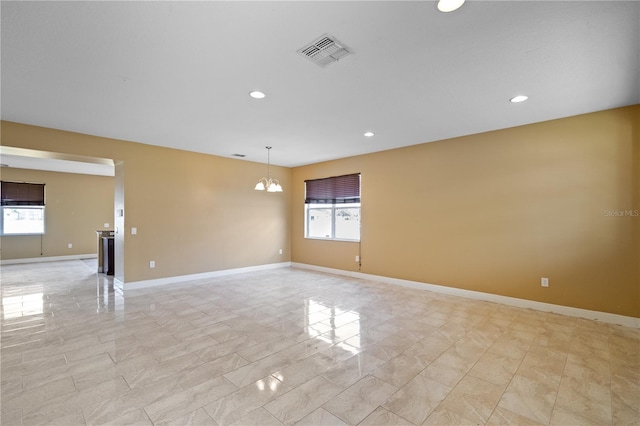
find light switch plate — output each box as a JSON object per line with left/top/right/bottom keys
{"left": 131, "top": 227, "right": 137, "bottom": 235}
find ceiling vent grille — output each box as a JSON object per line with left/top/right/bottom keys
{"left": 297, "top": 34, "right": 352, "bottom": 68}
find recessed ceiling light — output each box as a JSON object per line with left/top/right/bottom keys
{"left": 249, "top": 91, "right": 266, "bottom": 99}
{"left": 510, "top": 95, "right": 529, "bottom": 103}
{"left": 437, "top": 0, "right": 465, "bottom": 13}
{"left": 364, "top": 131, "right": 375, "bottom": 137}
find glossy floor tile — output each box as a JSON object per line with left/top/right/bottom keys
{"left": 1, "top": 260, "right": 639, "bottom": 425}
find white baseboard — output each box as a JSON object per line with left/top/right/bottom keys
{"left": 124, "top": 262, "right": 292, "bottom": 291}
{"left": 0, "top": 254, "right": 97, "bottom": 265}
{"left": 291, "top": 262, "right": 640, "bottom": 329}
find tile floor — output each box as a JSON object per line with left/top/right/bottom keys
{"left": 1, "top": 260, "right": 638, "bottom": 425}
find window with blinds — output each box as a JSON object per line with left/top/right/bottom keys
{"left": 305, "top": 173, "right": 360, "bottom": 204}
{"left": 1, "top": 181, "right": 46, "bottom": 235}
{"left": 304, "top": 174, "right": 361, "bottom": 241}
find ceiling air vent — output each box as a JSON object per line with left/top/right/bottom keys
{"left": 297, "top": 34, "right": 352, "bottom": 68}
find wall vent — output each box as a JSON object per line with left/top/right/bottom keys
{"left": 297, "top": 34, "right": 352, "bottom": 68}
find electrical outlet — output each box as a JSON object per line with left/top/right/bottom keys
{"left": 131, "top": 227, "right": 137, "bottom": 235}
{"left": 355, "top": 255, "right": 360, "bottom": 262}
{"left": 279, "top": 249, "right": 283, "bottom": 255}
{"left": 104, "top": 223, "right": 110, "bottom": 228}
{"left": 541, "top": 277, "right": 549, "bottom": 287}
{"left": 149, "top": 261, "right": 155, "bottom": 268}
{"left": 68, "top": 243, "right": 73, "bottom": 249}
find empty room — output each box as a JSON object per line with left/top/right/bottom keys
{"left": 1, "top": 1, "right": 638, "bottom": 425}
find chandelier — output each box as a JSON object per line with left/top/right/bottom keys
{"left": 254, "top": 146, "right": 283, "bottom": 192}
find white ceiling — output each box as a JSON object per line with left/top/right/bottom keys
{"left": 2, "top": 1, "right": 639, "bottom": 168}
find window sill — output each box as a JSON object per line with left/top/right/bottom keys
{"left": 304, "top": 237, "right": 360, "bottom": 243}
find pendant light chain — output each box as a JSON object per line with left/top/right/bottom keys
{"left": 267, "top": 146, "right": 271, "bottom": 180}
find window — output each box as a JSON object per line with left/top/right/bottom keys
{"left": 1, "top": 181, "right": 45, "bottom": 235}
{"left": 305, "top": 173, "right": 360, "bottom": 241}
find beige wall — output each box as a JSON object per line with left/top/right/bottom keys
{"left": 1, "top": 121, "right": 291, "bottom": 283}
{"left": 2, "top": 106, "right": 637, "bottom": 317}
{"left": 0, "top": 168, "right": 114, "bottom": 260}
{"left": 292, "top": 106, "right": 640, "bottom": 317}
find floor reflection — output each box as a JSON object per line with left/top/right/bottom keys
{"left": 2, "top": 289, "right": 44, "bottom": 320}
{"left": 257, "top": 374, "right": 283, "bottom": 392}
{"left": 305, "top": 299, "right": 361, "bottom": 355}
{"left": 96, "top": 274, "right": 125, "bottom": 316}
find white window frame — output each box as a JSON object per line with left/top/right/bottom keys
{"left": 1, "top": 205, "right": 46, "bottom": 236}
{"left": 305, "top": 202, "right": 360, "bottom": 242}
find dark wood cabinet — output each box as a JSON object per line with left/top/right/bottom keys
{"left": 102, "top": 237, "right": 115, "bottom": 275}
